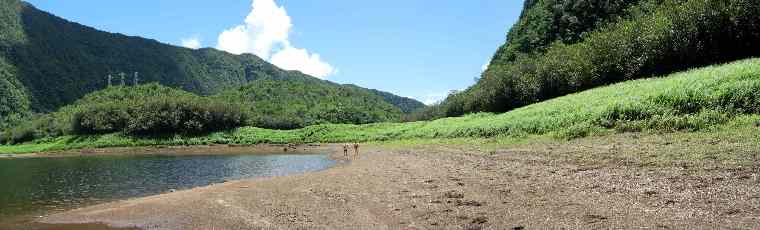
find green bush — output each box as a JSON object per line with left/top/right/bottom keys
{"left": 716, "top": 80, "right": 760, "bottom": 114}
{"left": 72, "top": 97, "right": 245, "bottom": 136}
{"left": 418, "top": 0, "right": 760, "bottom": 119}
{"left": 2, "top": 84, "right": 248, "bottom": 143}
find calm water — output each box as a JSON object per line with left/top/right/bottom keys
{"left": 0, "top": 154, "right": 335, "bottom": 220}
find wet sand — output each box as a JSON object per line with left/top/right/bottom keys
{"left": 32, "top": 138, "right": 760, "bottom": 229}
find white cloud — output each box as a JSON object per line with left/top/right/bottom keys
{"left": 271, "top": 46, "right": 335, "bottom": 78}
{"left": 418, "top": 93, "right": 447, "bottom": 106}
{"left": 181, "top": 36, "right": 202, "bottom": 49}
{"left": 216, "top": 0, "right": 335, "bottom": 79}
{"left": 481, "top": 59, "right": 491, "bottom": 72}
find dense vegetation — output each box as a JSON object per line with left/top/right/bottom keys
{"left": 0, "top": 0, "right": 423, "bottom": 128}
{"left": 3, "top": 59, "right": 759, "bottom": 152}
{"left": 0, "top": 80, "right": 412, "bottom": 144}
{"left": 364, "top": 88, "right": 425, "bottom": 114}
{"left": 417, "top": 0, "right": 760, "bottom": 120}
{"left": 492, "top": 0, "right": 642, "bottom": 64}
{"left": 213, "top": 78, "right": 405, "bottom": 129}
{"left": 0, "top": 84, "right": 247, "bottom": 144}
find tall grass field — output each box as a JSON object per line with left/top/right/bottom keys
{"left": 2, "top": 58, "right": 759, "bottom": 154}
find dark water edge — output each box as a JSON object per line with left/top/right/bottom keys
{"left": 0, "top": 221, "right": 139, "bottom": 230}
{"left": 0, "top": 153, "right": 336, "bottom": 229}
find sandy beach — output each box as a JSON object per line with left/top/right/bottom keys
{"left": 14, "top": 136, "right": 757, "bottom": 230}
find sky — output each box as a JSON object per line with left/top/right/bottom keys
{"left": 25, "top": 0, "right": 522, "bottom": 105}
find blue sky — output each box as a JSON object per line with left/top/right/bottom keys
{"left": 26, "top": 0, "right": 522, "bottom": 104}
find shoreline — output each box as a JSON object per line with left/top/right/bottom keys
{"left": 24, "top": 136, "right": 760, "bottom": 229}
{"left": 0, "top": 143, "right": 341, "bottom": 159}
{"left": 0, "top": 144, "right": 350, "bottom": 230}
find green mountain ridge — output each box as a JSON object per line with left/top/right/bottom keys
{"left": 0, "top": 0, "right": 424, "bottom": 127}
{"left": 419, "top": 0, "right": 760, "bottom": 119}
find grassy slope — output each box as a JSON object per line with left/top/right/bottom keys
{"left": 2, "top": 58, "right": 759, "bottom": 154}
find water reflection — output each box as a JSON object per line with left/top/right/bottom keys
{"left": 0, "top": 154, "right": 335, "bottom": 220}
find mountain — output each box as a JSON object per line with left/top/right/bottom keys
{"left": 361, "top": 88, "right": 425, "bottom": 114}
{"left": 0, "top": 0, "right": 423, "bottom": 127}
{"left": 214, "top": 78, "right": 408, "bottom": 129}
{"left": 417, "top": 0, "right": 760, "bottom": 119}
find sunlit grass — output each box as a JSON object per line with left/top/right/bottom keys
{"left": 2, "top": 59, "right": 759, "bottom": 154}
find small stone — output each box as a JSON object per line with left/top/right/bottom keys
{"left": 444, "top": 190, "right": 464, "bottom": 199}
{"left": 471, "top": 216, "right": 488, "bottom": 224}
{"left": 457, "top": 200, "right": 485, "bottom": 207}
{"left": 512, "top": 225, "right": 525, "bottom": 230}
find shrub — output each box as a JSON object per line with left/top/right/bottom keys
{"left": 72, "top": 97, "right": 246, "bottom": 136}
{"left": 715, "top": 80, "right": 760, "bottom": 114}
{"left": 2, "top": 84, "right": 249, "bottom": 144}
{"left": 423, "top": 0, "right": 760, "bottom": 118}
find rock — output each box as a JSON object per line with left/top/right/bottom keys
{"left": 457, "top": 200, "right": 485, "bottom": 207}
{"left": 444, "top": 190, "right": 465, "bottom": 199}
{"left": 512, "top": 225, "right": 525, "bottom": 230}
{"left": 471, "top": 216, "right": 488, "bottom": 224}
{"left": 584, "top": 214, "right": 608, "bottom": 224}
{"left": 169, "top": 189, "right": 176, "bottom": 193}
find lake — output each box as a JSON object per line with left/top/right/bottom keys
{"left": 0, "top": 153, "right": 336, "bottom": 221}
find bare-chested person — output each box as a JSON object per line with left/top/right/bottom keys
{"left": 353, "top": 143, "right": 359, "bottom": 158}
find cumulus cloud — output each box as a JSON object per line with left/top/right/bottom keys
{"left": 181, "top": 36, "right": 202, "bottom": 49}
{"left": 481, "top": 59, "right": 491, "bottom": 72}
{"left": 216, "top": 0, "right": 335, "bottom": 79}
{"left": 418, "top": 93, "right": 448, "bottom": 106}
{"left": 271, "top": 46, "right": 335, "bottom": 78}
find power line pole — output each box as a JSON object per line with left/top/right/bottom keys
{"left": 133, "top": 72, "right": 139, "bottom": 86}
{"left": 119, "top": 72, "right": 126, "bottom": 86}
{"left": 107, "top": 74, "right": 112, "bottom": 87}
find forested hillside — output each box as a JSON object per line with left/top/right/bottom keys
{"left": 418, "top": 0, "right": 760, "bottom": 119}
{"left": 1, "top": 80, "right": 411, "bottom": 144}
{"left": 215, "top": 78, "right": 405, "bottom": 129}
{"left": 0, "top": 0, "right": 423, "bottom": 128}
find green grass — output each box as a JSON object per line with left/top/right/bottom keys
{"left": 2, "top": 59, "right": 759, "bottom": 154}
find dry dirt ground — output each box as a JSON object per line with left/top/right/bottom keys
{"left": 9, "top": 134, "right": 760, "bottom": 229}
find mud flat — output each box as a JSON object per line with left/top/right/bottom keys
{"left": 35, "top": 136, "right": 760, "bottom": 229}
